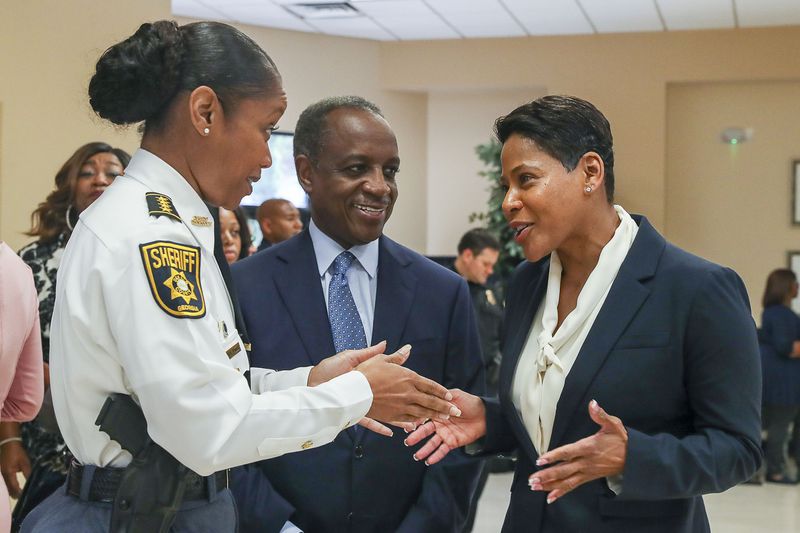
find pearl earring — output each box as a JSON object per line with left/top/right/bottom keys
{"left": 584, "top": 186, "right": 592, "bottom": 193}
{"left": 203, "top": 127, "right": 210, "bottom": 135}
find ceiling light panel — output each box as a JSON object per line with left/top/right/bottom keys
{"left": 736, "top": 0, "right": 800, "bottom": 27}
{"left": 208, "top": 2, "right": 315, "bottom": 31}
{"left": 425, "top": 0, "right": 526, "bottom": 38}
{"left": 172, "top": 0, "right": 231, "bottom": 21}
{"left": 502, "top": 0, "right": 594, "bottom": 35}
{"left": 354, "top": 1, "right": 459, "bottom": 40}
{"left": 579, "top": 0, "right": 664, "bottom": 33}
{"left": 656, "top": 0, "right": 734, "bottom": 30}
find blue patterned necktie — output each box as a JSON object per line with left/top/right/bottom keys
{"left": 328, "top": 251, "right": 368, "bottom": 353}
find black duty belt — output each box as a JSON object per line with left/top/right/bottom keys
{"left": 66, "top": 460, "right": 228, "bottom": 503}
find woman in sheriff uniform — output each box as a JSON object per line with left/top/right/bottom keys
{"left": 21, "top": 20, "right": 459, "bottom": 533}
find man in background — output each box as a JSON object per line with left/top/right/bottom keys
{"left": 256, "top": 198, "right": 303, "bottom": 251}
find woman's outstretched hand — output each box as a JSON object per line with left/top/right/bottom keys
{"left": 403, "top": 388, "right": 487, "bottom": 465}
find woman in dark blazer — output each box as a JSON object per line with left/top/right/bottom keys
{"left": 406, "top": 95, "right": 762, "bottom": 533}
{"left": 759, "top": 268, "right": 800, "bottom": 483}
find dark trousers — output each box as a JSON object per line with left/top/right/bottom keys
{"left": 764, "top": 404, "right": 800, "bottom": 477}
{"left": 11, "top": 463, "right": 65, "bottom": 532}
{"left": 20, "top": 481, "right": 237, "bottom": 533}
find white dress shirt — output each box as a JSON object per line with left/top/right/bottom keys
{"left": 49, "top": 149, "right": 373, "bottom": 476}
{"left": 308, "top": 220, "right": 379, "bottom": 343}
{"left": 512, "top": 206, "right": 638, "bottom": 455}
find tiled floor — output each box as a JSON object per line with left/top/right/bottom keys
{"left": 473, "top": 473, "right": 800, "bottom": 532}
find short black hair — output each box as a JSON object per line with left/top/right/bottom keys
{"left": 294, "top": 96, "right": 383, "bottom": 163}
{"left": 89, "top": 20, "right": 280, "bottom": 133}
{"left": 494, "top": 95, "right": 615, "bottom": 202}
{"left": 458, "top": 228, "right": 500, "bottom": 256}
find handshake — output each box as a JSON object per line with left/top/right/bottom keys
{"left": 307, "top": 341, "right": 462, "bottom": 436}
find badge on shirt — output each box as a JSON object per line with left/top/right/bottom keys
{"left": 139, "top": 241, "right": 205, "bottom": 319}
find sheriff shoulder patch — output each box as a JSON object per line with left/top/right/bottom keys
{"left": 146, "top": 192, "right": 181, "bottom": 222}
{"left": 139, "top": 241, "right": 205, "bottom": 319}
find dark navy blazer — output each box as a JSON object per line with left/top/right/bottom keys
{"left": 759, "top": 304, "right": 800, "bottom": 406}
{"left": 481, "top": 216, "right": 762, "bottom": 533}
{"left": 230, "top": 230, "right": 485, "bottom": 533}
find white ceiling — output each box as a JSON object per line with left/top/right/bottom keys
{"left": 172, "top": 0, "right": 800, "bottom": 41}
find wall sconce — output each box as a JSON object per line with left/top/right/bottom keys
{"left": 720, "top": 127, "right": 753, "bottom": 145}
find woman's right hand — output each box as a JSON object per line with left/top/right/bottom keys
{"left": 403, "top": 388, "right": 487, "bottom": 465}
{"left": 1, "top": 440, "right": 31, "bottom": 498}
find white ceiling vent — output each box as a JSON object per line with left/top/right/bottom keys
{"left": 284, "top": 2, "right": 362, "bottom": 20}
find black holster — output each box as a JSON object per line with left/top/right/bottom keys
{"left": 95, "top": 394, "right": 191, "bottom": 533}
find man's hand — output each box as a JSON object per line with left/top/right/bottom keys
{"left": 357, "top": 348, "right": 461, "bottom": 425}
{"left": 1, "top": 439, "right": 31, "bottom": 499}
{"left": 529, "top": 400, "right": 627, "bottom": 504}
{"left": 402, "top": 389, "right": 487, "bottom": 464}
{"left": 308, "top": 341, "right": 388, "bottom": 387}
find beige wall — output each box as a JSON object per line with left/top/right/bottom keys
{"left": 666, "top": 80, "right": 800, "bottom": 322}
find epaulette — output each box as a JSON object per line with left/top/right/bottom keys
{"left": 145, "top": 192, "right": 181, "bottom": 222}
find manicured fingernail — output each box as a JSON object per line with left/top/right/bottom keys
{"left": 450, "top": 406, "right": 462, "bottom": 417}
{"left": 424, "top": 460, "right": 430, "bottom": 466}
{"left": 445, "top": 392, "right": 453, "bottom": 401}
{"left": 403, "top": 439, "right": 409, "bottom": 446}
{"left": 438, "top": 413, "right": 450, "bottom": 421}
{"left": 400, "top": 344, "right": 411, "bottom": 355}
{"left": 547, "top": 496, "right": 555, "bottom": 504}
{"left": 530, "top": 477, "right": 540, "bottom": 484}
{"left": 536, "top": 458, "right": 548, "bottom": 466}
{"left": 531, "top": 483, "right": 543, "bottom": 491}
{"left": 590, "top": 399, "right": 598, "bottom": 410}
{"left": 412, "top": 453, "right": 419, "bottom": 461}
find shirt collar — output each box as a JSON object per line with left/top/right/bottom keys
{"left": 123, "top": 149, "right": 215, "bottom": 251}
{"left": 308, "top": 219, "right": 379, "bottom": 279}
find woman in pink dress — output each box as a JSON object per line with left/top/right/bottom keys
{"left": 0, "top": 242, "right": 44, "bottom": 533}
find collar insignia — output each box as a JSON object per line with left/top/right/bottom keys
{"left": 146, "top": 192, "right": 181, "bottom": 222}
{"left": 139, "top": 240, "right": 205, "bottom": 319}
{"left": 191, "top": 215, "right": 212, "bottom": 227}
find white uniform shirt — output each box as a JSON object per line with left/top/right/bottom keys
{"left": 49, "top": 149, "right": 373, "bottom": 476}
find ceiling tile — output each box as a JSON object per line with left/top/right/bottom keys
{"left": 579, "top": 0, "right": 664, "bottom": 33}
{"left": 656, "top": 0, "right": 734, "bottom": 30}
{"left": 211, "top": 2, "right": 314, "bottom": 32}
{"left": 502, "top": 0, "right": 594, "bottom": 35}
{"left": 311, "top": 16, "right": 397, "bottom": 40}
{"left": 172, "top": 0, "right": 231, "bottom": 21}
{"left": 354, "top": 1, "right": 459, "bottom": 40}
{"left": 424, "top": 0, "right": 526, "bottom": 38}
{"left": 736, "top": 0, "right": 800, "bottom": 27}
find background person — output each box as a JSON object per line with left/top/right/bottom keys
{"left": 21, "top": 21, "right": 458, "bottom": 533}
{"left": 230, "top": 96, "right": 485, "bottom": 533}
{"left": 0, "top": 243, "right": 44, "bottom": 533}
{"left": 407, "top": 95, "right": 762, "bottom": 533}
{"left": 0, "top": 142, "right": 129, "bottom": 531}
{"left": 759, "top": 268, "right": 800, "bottom": 484}
{"left": 256, "top": 198, "right": 303, "bottom": 251}
{"left": 219, "top": 207, "right": 252, "bottom": 264}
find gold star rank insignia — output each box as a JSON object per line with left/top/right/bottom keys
{"left": 139, "top": 241, "right": 205, "bottom": 319}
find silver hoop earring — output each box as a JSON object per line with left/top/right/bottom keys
{"left": 203, "top": 127, "right": 210, "bottom": 135}
{"left": 65, "top": 205, "right": 75, "bottom": 231}
{"left": 584, "top": 186, "right": 592, "bottom": 193}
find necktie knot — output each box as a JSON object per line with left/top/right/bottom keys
{"left": 331, "top": 251, "right": 357, "bottom": 277}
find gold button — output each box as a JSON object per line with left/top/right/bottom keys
{"left": 301, "top": 440, "right": 313, "bottom": 450}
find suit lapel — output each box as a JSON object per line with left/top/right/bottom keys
{"left": 273, "top": 231, "right": 336, "bottom": 366}
{"left": 359, "top": 237, "right": 417, "bottom": 445}
{"left": 548, "top": 217, "right": 665, "bottom": 449}
{"left": 370, "top": 237, "right": 416, "bottom": 351}
{"left": 499, "top": 261, "right": 549, "bottom": 463}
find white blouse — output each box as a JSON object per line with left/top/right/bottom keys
{"left": 512, "top": 205, "right": 638, "bottom": 454}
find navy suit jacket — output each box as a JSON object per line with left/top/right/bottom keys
{"left": 230, "top": 230, "right": 485, "bottom": 533}
{"left": 480, "top": 216, "right": 762, "bottom": 533}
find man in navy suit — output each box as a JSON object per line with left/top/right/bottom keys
{"left": 231, "top": 96, "right": 485, "bottom": 532}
